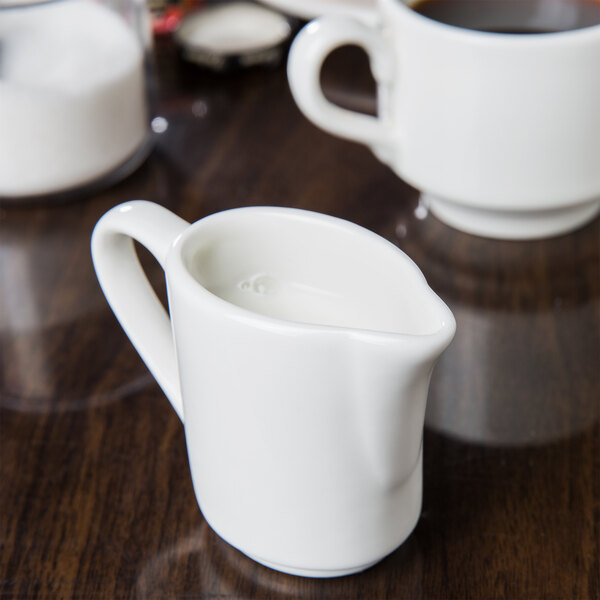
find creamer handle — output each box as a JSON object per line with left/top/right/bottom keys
{"left": 287, "top": 16, "right": 394, "bottom": 148}
{"left": 91, "top": 201, "right": 189, "bottom": 422}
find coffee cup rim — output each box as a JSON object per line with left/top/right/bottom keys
{"left": 392, "top": 0, "right": 600, "bottom": 43}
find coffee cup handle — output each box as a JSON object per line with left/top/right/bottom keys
{"left": 91, "top": 201, "right": 189, "bottom": 422}
{"left": 287, "top": 16, "right": 393, "bottom": 148}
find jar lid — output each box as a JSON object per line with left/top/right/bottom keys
{"left": 175, "top": 1, "right": 293, "bottom": 70}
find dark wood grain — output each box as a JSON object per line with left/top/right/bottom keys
{"left": 1, "top": 39, "right": 598, "bottom": 600}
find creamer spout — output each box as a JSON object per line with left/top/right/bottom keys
{"left": 350, "top": 316, "right": 455, "bottom": 488}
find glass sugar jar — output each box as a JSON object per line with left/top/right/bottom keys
{"left": 0, "top": 0, "right": 153, "bottom": 202}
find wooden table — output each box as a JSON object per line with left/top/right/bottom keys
{"left": 1, "top": 39, "right": 598, "bottom": 599}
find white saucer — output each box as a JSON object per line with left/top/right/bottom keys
{"left": 258, "top": 0, "right": 377, "bottom": 23}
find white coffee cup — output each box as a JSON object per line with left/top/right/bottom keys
{"left": 287, "top": 0, "right": 600, "bottom": 239}
{"left": 91, "top": 200, "right": 455, "bottom": 577}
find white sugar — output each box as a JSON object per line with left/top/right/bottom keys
{"left": 0, "top": 0, "right": 148, "bottom": 197}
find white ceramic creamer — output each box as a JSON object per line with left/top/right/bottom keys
{"left": 91, "top": 201, "right": 455, "bottom": 577}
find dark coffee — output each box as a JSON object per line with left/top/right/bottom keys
{"left": 411, "top": 0, "right": 600, "bottom": 33}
